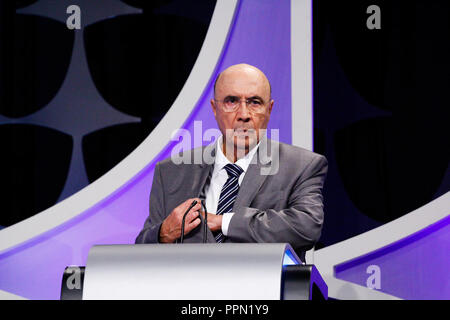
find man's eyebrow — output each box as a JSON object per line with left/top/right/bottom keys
{"left": 223, "top": 95, "right": 238, "bottom": 100}
{"left": 222, "top": 95, "right": 265, "bottom": 101}
{"left": 247, "top": 96, "right": 265, "bottom": 102}
{"left": 248, "top": 96, "right": 263, "bottom": 100}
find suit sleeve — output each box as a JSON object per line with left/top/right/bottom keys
{"left": 135, "top": 162, "right": 166, "bottom": 244}
{"left": 227, "top": 155, "right": 328, "bottom": 252}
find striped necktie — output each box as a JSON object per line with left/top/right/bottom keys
{"left": 214, "top": 163, "right": 244, "bottom": 243}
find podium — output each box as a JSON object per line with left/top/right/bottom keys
{"left": 61, "top": 243, "right": 327, "bottom": 300}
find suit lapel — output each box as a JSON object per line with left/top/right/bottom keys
{"left": 234, "top": 137, "right": 273, "bottom": 209}
{"left": 191, "top": 143, "right": 216, "bottom": 242}
{"left": 193, "top": 164, "right": 213, "bottom": 198}
{"left": 192, "top": 142, "right": 216, "bottom": 198}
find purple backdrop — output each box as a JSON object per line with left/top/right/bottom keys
{"left": 335, "top": 215, "right": 450, "bottom": 299}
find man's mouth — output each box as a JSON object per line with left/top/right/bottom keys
{"left": 234, "top": 128, "right": 254, "bottom": 134}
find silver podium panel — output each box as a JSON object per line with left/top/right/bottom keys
{"left": 82, "top": 243, "right": 300, "bottom": 300}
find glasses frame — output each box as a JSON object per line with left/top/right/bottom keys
{"left": 214, "top": 96, "right": 271, "bottom": 114}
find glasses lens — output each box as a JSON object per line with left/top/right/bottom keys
{"left": 221, "top": 97, "right": 237, "bottom": 111}
{"left": 219, "top": 97, "right": 267, "bottom": 113}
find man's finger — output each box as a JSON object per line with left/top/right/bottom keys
{"left": 176, "top": 200, "right": 198, "bottom": 220}
{"left": 183, "top": 201, "right": 200, "bottom": 216}
{"left": 187, "top": 210, "right": 201, "bottom": 223}
{"left": 181, "top": 199, "right": 201, "bottom": 213}
{"left": 186, "top": 217, "right": 202, "bottom": 233}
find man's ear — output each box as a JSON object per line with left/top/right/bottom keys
{"left": 211, "top": 99, "right": 217, "bottom": 117}
{"left": 268, "top": 99, "right": 274, "bottom": 114}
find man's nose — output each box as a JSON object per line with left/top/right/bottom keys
{"left": 236, "top": 100, "right": 251, "bottom": 119}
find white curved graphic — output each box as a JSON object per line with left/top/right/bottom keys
{"left": 310, "top": 192, "right": 449, "bottom": 299}
{"left": 0, "top": 0, "right": 239, "bottom": 253}
{"left": 291, "top": 0, "right": 313, "bottom": 151}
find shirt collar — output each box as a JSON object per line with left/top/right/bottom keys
{"left": 214, "top": 135, "right": 261, "bottom": 174}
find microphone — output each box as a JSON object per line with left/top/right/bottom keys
{"left": 201, "top": 200, "right": 208, "bottom": 243}
{"left": 180, "top": 200, "right": 198, "bottom": 244}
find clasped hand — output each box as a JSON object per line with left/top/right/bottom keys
{"left": 159, "top": 198, "right": 222, "bottom": 243}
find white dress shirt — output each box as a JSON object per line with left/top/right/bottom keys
{"left": 204, "top": 137, "right": 261, "bottom": 236}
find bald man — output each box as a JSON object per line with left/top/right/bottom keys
{"left": 136, "top": 64, "right": 328, "bottom": 261}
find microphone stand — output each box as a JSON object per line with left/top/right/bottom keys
{"left": 180, "top": 200, "right": 197, "bottom": 244}
{"left": 201, "top": 200, "right": 208, "bottom": 243}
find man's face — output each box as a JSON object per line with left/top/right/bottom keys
{"left": 211, "top": 66, "right": 273, "bottom": 157}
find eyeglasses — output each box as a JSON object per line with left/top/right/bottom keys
{"left": 214, "top": 96, "right": 269, "bottom": 113}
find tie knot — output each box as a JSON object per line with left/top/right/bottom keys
{"left": 224, "top": 163, "right": 244, "bottom": 178}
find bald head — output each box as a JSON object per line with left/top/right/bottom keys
{"left": 210, "top": 63, "right": 274, "bottom": 162}
{"left": 213, "top": 64, "right": 272, "bottom": 99}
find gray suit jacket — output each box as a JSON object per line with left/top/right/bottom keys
{"left": 135, "top": 138, "right": 328, "bottom": 259}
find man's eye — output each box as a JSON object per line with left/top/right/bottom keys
{"left": 249, "top": 99, "right": 262, "bottom": 105}
{"left": 225, "top": 97, "right": 238, "bottom": 104}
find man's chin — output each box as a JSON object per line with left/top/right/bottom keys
{"left": 234, "top": 136, "right": 257, "bottom": 151}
